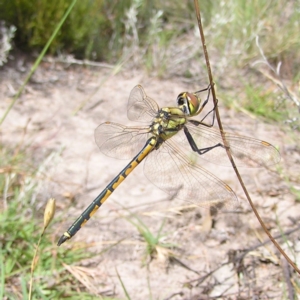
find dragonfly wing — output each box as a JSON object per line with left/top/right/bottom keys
{"left": 144, "top": 139, "right": 239, "bottom": 210}
{"left": 95, "top": 122, "right": 150, "bottom": 159}
{"left": 127, "top": 85, "right": 159, "bottom": 123}
{"left": 178, "top": 122, "right": 281, "bottom": 167}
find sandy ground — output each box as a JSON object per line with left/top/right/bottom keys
{"left": 1, "top": 59, "right": 300, "bottom": 299}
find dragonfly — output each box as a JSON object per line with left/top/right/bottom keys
{"left": 57, "top": 84, "right": 280, "bottom": 246}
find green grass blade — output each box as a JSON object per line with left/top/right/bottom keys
{"left": 0, "top": 249, "right": 5, "bottom": 299}
{"left": 0, "top": 0, "right": 78, "bottom": 126}
{"left": 115, "top": 267, "right": 131, "bottom": 300}
{"left": 20, "top": 275, "right": 28, "bottom": 299}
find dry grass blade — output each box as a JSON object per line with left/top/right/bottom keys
{"left": 63, "top": 263, "right": 103, "bottom": 296}
{"left": 43, "top": 198, "right": 56, "bottom": 231}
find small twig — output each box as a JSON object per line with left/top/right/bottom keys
{"left": 185, "top": 261, "right": 228, "bottom": 285}
{"left": 163, "top": 291, "right": 184, "bottom": 300}
{"left": 252, "top": 36, "right": 300, "bottom": 110}
{"left": 170, "top": 256, "right": 200, "bottom": 275}
{"left": 193, "top": 0, "right": 300, "bottom": 274}
{"left": 43, "top": 55, "right": 114, "bottom": 69}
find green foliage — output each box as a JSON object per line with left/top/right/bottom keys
{"left": 0, "top": 0, "right": 213, "bottom": 61}
{"left": 242, "top": 84, "right": 288, "bottom": 122}
{"left": 206, "top": 0, "right": 300, "bottom": 67}
{"left": 221, "top": 80, "right": 298, "bottom": 124}
{"left": 125, "top": 212, "right": 175, "bottom": 264}
{"left": 1, "top": 0, "right": 299, "bottom": 91}
{"left": 0, "top": 145, "right": 101, "bottom": 299}
{"left": 0, "top": 0, "right": 109, "bottom": 59}
{"left": 290, "top": 186, "right": 300, "bottom": 202}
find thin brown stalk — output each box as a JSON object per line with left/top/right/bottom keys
{"left": 193, "top": 0, "right": 300, "bottom": 275}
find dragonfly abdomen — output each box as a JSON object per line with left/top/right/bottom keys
{"left": 57, "top": 136, "right": 157, "bottom": 246}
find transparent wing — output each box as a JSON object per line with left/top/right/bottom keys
{"left": 170, "top": 122, "right": 280, "bottom": 167}
{"left": 95, "top": 122, "right": 150, "bottom": 159}
{"left": 127, "top": 85, "right": 159, "bottom": 123}
{"left": 144, "top": 139, "right": 239, "bottom": 210}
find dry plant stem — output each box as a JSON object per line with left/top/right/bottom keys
{"left": 193, "top": 0, "right": 300, "bottom": 275}
{"left": 28, "top": 233, "right": 43, "bottom": 300}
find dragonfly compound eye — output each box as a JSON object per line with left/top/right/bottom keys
{"left": 177, "top": 92, "right": 201, "bottom": 116}
{"left": 186, "top": 92, "right": 201, "bottom": 116}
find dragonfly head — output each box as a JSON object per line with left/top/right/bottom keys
{"left": 177, "top": 92, "right": 201, "bottom": 116}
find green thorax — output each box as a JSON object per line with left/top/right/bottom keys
{"left": 151, "top": 107, "right": 186, "bottom": 141}
{"left": 150, "top": 91, "right": 202, "bottom": 146}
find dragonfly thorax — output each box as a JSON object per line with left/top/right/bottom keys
{"left": 177, "top": 92, "right": 201, "bottom": 116}
{"left": 150, "top": 107, "right": 186, "bottom": 141}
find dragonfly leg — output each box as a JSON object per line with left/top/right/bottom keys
{"left": 184, "top": 125, "right": 225, "bottom": 155}
{"left": 196, "top": 85, "right": 211, "bottom": 109}
{"left": 195, "top": 84, "right": 219, "bottom": 128}
{"left": 196, "top": 85, "right": 211, "bottom": 115}
{"left": 195, "top": 84, "right": 212, "bottom": 94}
{"left": 188, "top": 96, "right": 218, "bottom": 129}
{"left": 199, "top": 98, "right": 218, "bottom": 127}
